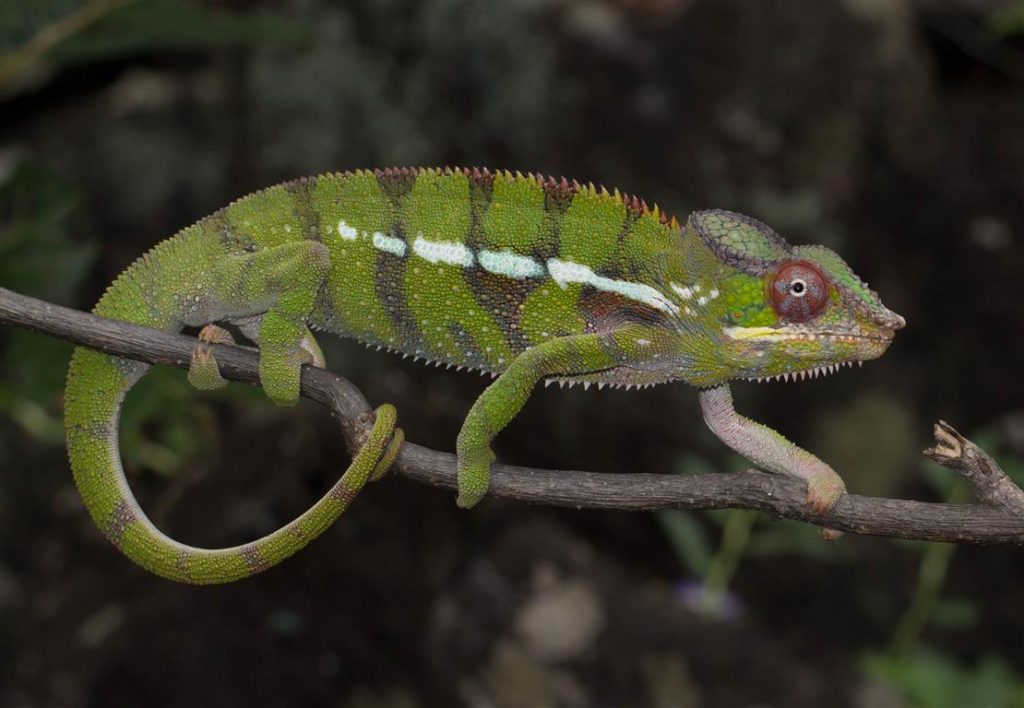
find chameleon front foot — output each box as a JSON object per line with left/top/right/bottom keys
{"left": 805, "top": 472, "right": 845, "bottom": 515}
{"left": 700, "top": 384, "right": 847, "bottom": 516}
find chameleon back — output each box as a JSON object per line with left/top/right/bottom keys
{"left": 201, "top": 168, "right": 691, "bottom": 378}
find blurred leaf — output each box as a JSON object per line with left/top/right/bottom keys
{"left": 50, "top": 0, "right": 306, "bottom": 65}
{"left": 672, "top": 451, "right": 718, "bottom": 476}
{"left": 3, "top": 330, "right": 76, "bottom": 407}
{"left": 0, "top": 382, "right": 63, "bottom": 443}
{"left": 920, "top": 461, "right": 970, "bottom": 501}
{"left": 0, "top": 0, "right": 88, "bottom": 50}
{"left": 812, "top": 392, "right": 917, "bottom": 499}
{"left": 1001, "top": 455, "right": 1024, "bottom": 488}
{"left": 118, "top": 366, "right": 263, "bottom": 478}
{"left": 863, "top": 650, "right": 1024, "bottom": 708}
{"left": 930, "top": 596, "right": 980, "bottom": 631}
{"left": 0, "top": 156, "right": 94, "bottom": 439}
{"left": 0, "top": 156, "right": 94, "bottom": 302}
{"left": 746, "top": 518, "right": 849, "bottom": 561}
{"left": 0, "top": 0, "right": 306, "bottom": 96}
{"left": 987, "top": 2, "right": 1024, "bottom": 37}
{"left": 655, "top": 510, "right": 712, "bottom": 577}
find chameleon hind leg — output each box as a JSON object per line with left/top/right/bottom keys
{"left": 232, "top": 313, "right": 399, "bottom": 480}
{"left": 175, "top": 240, "right": 333, "bottom": 405}
{"left": 699, "top": 384, "right": 845, "bottom": 514}
{"left": 187, "top": 324, "right": 236, "bottom": 390}
{"left": 455, "top": 324, "right": 656, "bottom": 508}
{"left": 184, "top": 313, "right": 400, "bottom": 482}
{"left": 180, "top": 240, "right": 333, "bottom": 407}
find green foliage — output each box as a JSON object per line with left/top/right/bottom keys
{"left": 0, "top": 0, "right": 304, "bottom": 96}
{"left": 0, "top": 158, "right": 94, "bottom": 440}
{"left": 986, "top": 2, "right": 1024, "bottom": 37}
{"left": 0, "top": 157, "right": 93, "bottom": 301}
{"left": 863, "top": 650, "right": 1024, "bottom": 708}
{"left": 656, "top": 451, "right": 854, "bottom": 616}
{"left": 49, "top": 0, "right": 305, "bottom": 64}
{"left": 117, "top": 367, "right": 263, "bottom": 478}
{"left": 0, "top": 154, "right": 256, "bottom": 474}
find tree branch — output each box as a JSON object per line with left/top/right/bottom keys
{"left": 2, "top": 286, "right": 1023, "bottom": 544}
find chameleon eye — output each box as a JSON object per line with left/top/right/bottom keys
{"left": 768, "top": 260, "right": 829, "bottom": 322}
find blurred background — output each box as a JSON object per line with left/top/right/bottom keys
{"left": 2, "top": 0, "right": 1024, "bottom": 706}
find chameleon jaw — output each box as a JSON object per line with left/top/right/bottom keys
{"left": 724, "top": 324, "right": 892, "bottom": 383}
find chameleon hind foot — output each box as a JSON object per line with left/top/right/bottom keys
{"left": 187, "top": 324, "right": 236, "bottom": 390}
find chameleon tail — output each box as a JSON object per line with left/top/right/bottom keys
{"left": 63, "top": 237, "right": 399, "bottom": 583}
{"left": 65, "top": 346, "right": 397, "bottom": 583}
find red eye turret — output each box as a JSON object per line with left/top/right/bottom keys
{"left": 767, "top": 260, "right": 829, "bottom": 322}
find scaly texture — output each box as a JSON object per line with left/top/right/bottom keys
{"left": 65, "top": 167, "right": 905, "bottom": 579}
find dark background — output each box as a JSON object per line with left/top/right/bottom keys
{"left": 2, "top": 1, "right": 1024, "bottom": 706}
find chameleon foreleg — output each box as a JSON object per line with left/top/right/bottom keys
{"left": 455, "top": 326, "right": 650, "bottom": 508}
{"left": 698, "top": 384, "right": 845, "bottom": 513}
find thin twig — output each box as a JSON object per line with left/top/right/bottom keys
{"left": 2, "top": 286, "right": 1023, "bottom": 544}
{"left": 924, "top": 420, "right": 1024, "bottom": 515}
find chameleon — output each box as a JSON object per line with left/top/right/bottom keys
{"left": 64, "top": 166, "right": 904, "bottom": 584}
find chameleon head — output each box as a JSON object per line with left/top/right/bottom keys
{"left": 685, "top": 209, "right": 905, "bottom": 384}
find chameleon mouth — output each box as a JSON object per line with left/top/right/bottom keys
{"left": 723, "top": 326, "right": 893, "bottom": 344}
{"left": 743, "top": 359, "right": 863, "bottom": 383}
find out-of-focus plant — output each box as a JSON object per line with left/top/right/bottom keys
{"left": 656, "top": 451, "right": 853, "bottom": 618}
{"left": 863, "top": 650, "right": 1024, "bottom": 708}
{"left": 0, "top": 0, "right": 311, "bottom": 475}
{"left": 0, "top": 157, "right": 95, "bottom": 442}
{"left": 864, "top": 427, "right": 1024, "bottom": 707}
{"left": 0, "top": 0, "right": 304, "bottom": 97}
{"left": 657, "top": 422, "right": 1024, "bottom": 628}
{"left": 0, "top": 154, "right": 259, "bottom": 478}
{"left": 986, "top": 1, "right": 1024, "bottom": 38}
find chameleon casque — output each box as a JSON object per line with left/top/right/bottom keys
{"left": 64, "top": 167, "right": 904, "bottom": 584}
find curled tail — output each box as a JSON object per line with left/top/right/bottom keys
{"left": 63, "top": 231, "right": 401, "bottom": 584}
{"left": 65, "top": 346, "right": 399, "bottom": 584}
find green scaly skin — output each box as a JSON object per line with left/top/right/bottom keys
{"left": 64, "top": 167, "right": 904, "bottom": 581}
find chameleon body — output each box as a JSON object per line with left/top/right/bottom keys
{"left": 64, "top": 167, "right": 904, "bottom": 583}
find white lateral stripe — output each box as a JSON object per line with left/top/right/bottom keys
{"left": 478, "top": 249, "right": 544, "bottom": 279}
{"left": 547, "top": 258, "right": 678, "bottom": 314}
{"left": 337, "top": 219, "right": 359, "bottom": 240}
{"left": 372, "top": 231, "right": 406, "bottom": 257}
{"left": 671, "top": 283, "right": 693, "bottom": 300}
{"left": 412, "top": 235, "right": 475, "bottom": 267}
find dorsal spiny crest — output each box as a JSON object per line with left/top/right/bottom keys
{"left": 469, "top": 166, "right": 496, "bottom": 190}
